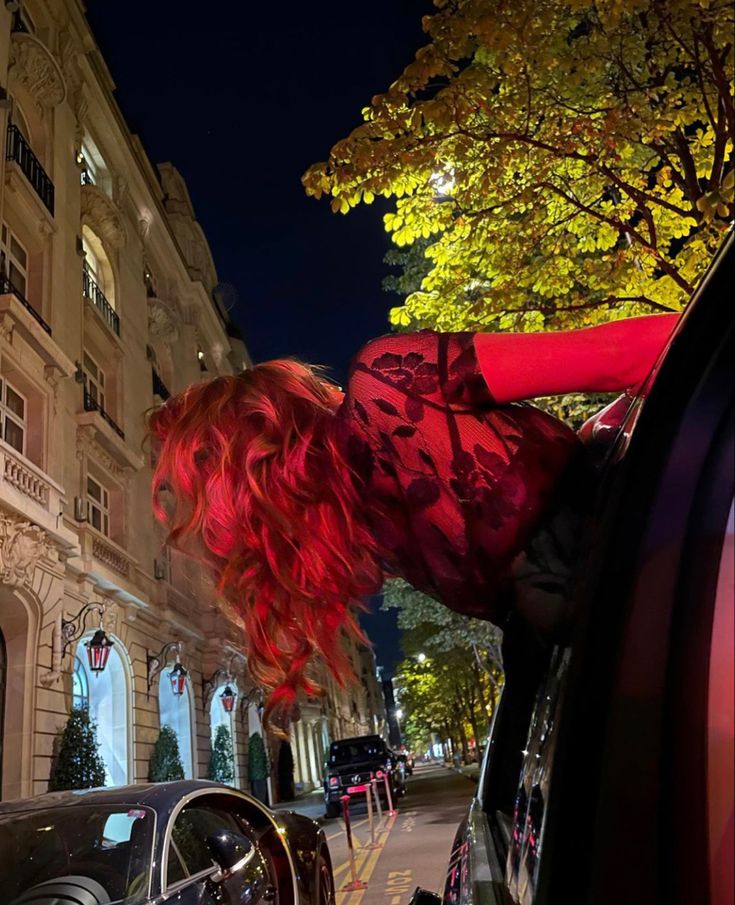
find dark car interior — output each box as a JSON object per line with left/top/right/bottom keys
{"left": 441, "top": 233, "right": 734, "bottom": 905}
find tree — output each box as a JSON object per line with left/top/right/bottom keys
{"left": 209, "top": 725, "right": 235, "bottom": 785}
{"left": 382, "top": 579, "right": 503, "bottom": 684}
{"left": 304, "top": 0, "right": 733, "bottom": 333}
{"left": 277, "top": 740, "right": 296, "bottom": 801}
{"left": 149, "top": 726, "right": 185, "bottom": 782}
{"left": 49, "top": 707, "right": 106, "bottom": 791}
{"left": 248, "top": 731, "right": 270, "bottom": 804}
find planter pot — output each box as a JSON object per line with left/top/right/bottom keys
{"left": 251, "top": 778, "right": 269, "bottom": 805}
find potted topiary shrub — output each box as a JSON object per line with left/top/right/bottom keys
{"left": 49, "top": 706, "right": 107, "bottom": 791}
{"left": 248, "top": 731, "right": 269, "bottom": 805}
{"left": 277, "top": 739, "right": 295, "bottom": 802}
{"left": 209, "top": 724, "right": 235, "bottom": 784}
{"left": 149, "top": 726, "right": 185, "bottom": 782}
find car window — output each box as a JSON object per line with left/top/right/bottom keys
{"left": 167, "top": 805, "right": 245, "bottom": 885}
{"left": 707, "top": 500, "right": 734, "bottom": 905}
{"left": 329, "top": 739, "right": 386, "bottom": 764}
{"left": 506, "top": 648, "right": 569, "bottom": 904}
{"left": 0, "top": 805, "right": 153, "bottom": 905}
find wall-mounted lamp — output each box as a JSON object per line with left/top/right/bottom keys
{"left": 202, "top": 651, "right": 247, "bottom": 714}
{"left": 60, "top": 602, "right": 113, "bottom": 673}
{"left": 153, "top": 558, "right": 166, "bottom": 581}
{"left": 147, "top": 640, "right": 185, "bottom": 698}
{"left": 73, "top": 361, "right": 86, "bottom": 384}
{"left": 168, "top": 661, "right": 189, "bottom": 697}
{"left": 220, "top": 685, "right": 236, "bottom": 713}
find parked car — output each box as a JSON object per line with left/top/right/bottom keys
{"left": 323, "top": 735, "right": 405, "bottom": 818}
{"left": 0, "top": 780, "right": 335, "bottom": 905}
{"left": 412, "top": 233, "right": 734, "bottom": 905}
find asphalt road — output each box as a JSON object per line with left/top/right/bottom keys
{"left": 277, "top": 762, "right": 476, "bottom": 903}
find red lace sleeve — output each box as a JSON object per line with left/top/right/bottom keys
{"left": 348, "top": 330, "right": 494, "bottom": 414}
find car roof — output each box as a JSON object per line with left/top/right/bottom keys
{"left": 330, "top": 735, "right": 383, "bottom": 745}
{"left": 0, "top": 779, "right": 232, "bottom": 816}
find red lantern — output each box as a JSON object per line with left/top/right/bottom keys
{"left": 220, "top": 685, "right": 236, "bottom": 713}
{"left": 85, "top": 629, "right": 114, "bottom": 674}
{"left": 169, "top": 662, "right": 188, "bottom": 697}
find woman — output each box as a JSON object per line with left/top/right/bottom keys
{"left": 150, "top": 314, "right": 677, "bottom": 717}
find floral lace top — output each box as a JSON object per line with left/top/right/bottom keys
{"left": 338, "top": 331, "right": 581, "bottom": 622}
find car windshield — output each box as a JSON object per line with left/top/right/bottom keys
{"left": 0, "top": 804, "right": 154, "bottom": 905}
{"left": 330, "top": 740, "right": 385, "bottom": 765}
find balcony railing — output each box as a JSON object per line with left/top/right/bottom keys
{"left": 6, "top": 124, "right": 55, "bottom": 215}
{"left": 0, "top": 275, "right": 51, "bottom": 334}
{"left": 83, "top": 388, "right": 125, "bottom": 440}
{"left": 83, "top": 264, "right": 120, "bottom": 336}
{"left": 152, "top": 368, "right": 170, "bottom": 400}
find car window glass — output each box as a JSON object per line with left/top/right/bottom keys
{"left": 506, "top": 648, "right": 569, "bottom": 904}
{"left": 168, "top": 805, "right": 244, "bottom": 883}
{"left": 329, "top": 739, "right": 386, "bottom": 765}
{"left": 0, "top": 805, "right": 153, "bottom": 905}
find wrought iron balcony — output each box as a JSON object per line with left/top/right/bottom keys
{"left": 0, "top": 275, "right": 51, "bottom": 334}
{"left": 152, "top": 368, "right": 171, "bottom": 400}
{"left": 5, "top": 124, "right": 55, "bottom": 215}
{"left": 83, "top": 264, "right": 120, "bottom": 336}
{"left": 83, "top": 388, "right": 125, "bottom": 440}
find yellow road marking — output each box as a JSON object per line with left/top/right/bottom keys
{"left": 334, "top": 815, "right": 397, "bottom": 903}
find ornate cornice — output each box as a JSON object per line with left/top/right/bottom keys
{"left": 81, "top": 184, "right": 127, "bottom": 249}
{"left": 0, "top": 513, "right": 51, "bottom": 588}
{"left": 75, "top": 425, "right": 130, "bottom": 484}
{"left": 9, "top": 33, "right": 67, "bottom": 110}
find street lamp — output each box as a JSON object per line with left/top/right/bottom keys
{"left": 168, "top": 661, "right": 188, "bottom": 697}
{"left": 417, "top": 653, "right": 427, "bottom": 663}
{"left": 220, "top": 685, "right": 237, "bottom": 713}
{"left": 85, "top": 627, "right": 114, "bottom": 674}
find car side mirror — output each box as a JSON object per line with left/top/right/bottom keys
{"left": 207, "top": 829, "right": 253, "bottom": 882}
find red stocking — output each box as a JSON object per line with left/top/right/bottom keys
{"left": 473, "top": 314, "right": 679, "bottom": 405}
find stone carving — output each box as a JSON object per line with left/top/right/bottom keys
{"left": 81, "top": 184, "right": 127, "bottom": 249}
{"left": 9, "top": 34, "right": 67, "bottom": 110}
{"left": 0, "top": 513, "right": 50, "bottom": 587}
{"left": 148, "top": 296, "right": 180, "bottom": 344}
{"left": 75, "top": 426, "right": 131, "bottom": 483}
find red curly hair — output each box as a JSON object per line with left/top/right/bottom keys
{"left": 149, "top": 361, "right": 384, "bottom": 722}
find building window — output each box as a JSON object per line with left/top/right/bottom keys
{"left": 79, "top": 139, "right": 98, "bottom": 186}
{"left": 76, "top": 640, "right": 130, "bottom": 787}
{"left": 210, "top": 683, "right": 237, "bottom": 784}
{"left": 159, "top": 672, "right": 195, "bottom": 779}
{"left": 86, "top": 475, "right": 110, "bottom": 537}
{"left": 72, "top": 656, "right": 89, "bottom": 711}
{"left": 1, "top": 223, "right": 28, "bottom": 296}
{"left": 83, "top": 351, "right": 106, "bottom": 410}
{"left": 82, "top": 235, "right": 107, "bottom": 299}
{"left": 0, "top": 377, "right": 27, "bottom": 455}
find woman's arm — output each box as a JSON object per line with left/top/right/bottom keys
{"left": 473, "top": 314, "right": 679, "bottom": 405}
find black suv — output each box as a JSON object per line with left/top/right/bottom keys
{"left": 323, "top": 735, "right": 405, "bottom": 818}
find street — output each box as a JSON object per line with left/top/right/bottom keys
{"left": 275, "top": 763, "right": 477, "bottom": 902}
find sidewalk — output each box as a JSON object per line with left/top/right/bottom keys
{"left": 271, "top": 786, "right": 326, "bottom": 822}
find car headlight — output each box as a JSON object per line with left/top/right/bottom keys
{"left": 328, "top": 776, "right": 339, "bottom": 788}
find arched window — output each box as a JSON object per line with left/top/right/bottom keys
{"left": 159, "top": 671, "right": 194, "bottom": 779}
{"left": 82, "top": 227, "right": 115, "bottom": 309}
{"left": 76, "top": 638, "right": 130, "bottom": 787}
{"left": 210, "top": 683, "right": 237, "bottom": 783}
{"left": 71, "top": 656, "right": 89, "bottom": 711}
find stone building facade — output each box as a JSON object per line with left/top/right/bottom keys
{"left": 0, "top": 0, "right": 387, "bottom": 804}
{"left": 0, "top": 0, "right": 261, "bottom": 801}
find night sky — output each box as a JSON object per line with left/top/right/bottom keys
{"left": 85, "top": 1, "right": 431, "bottom": 674}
